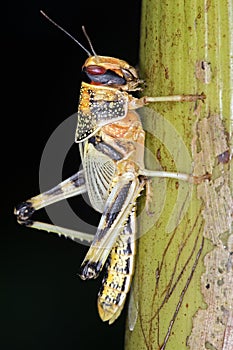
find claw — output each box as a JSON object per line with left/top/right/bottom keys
{"left": 145, "top": 178, "right": 155, "bottom": 216}
{"left": 192, "top": 173, "right": 211, "bottom": 184}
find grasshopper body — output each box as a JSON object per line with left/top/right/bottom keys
{"left": 16, "top": 54, "right": 149, "bottom": 324}
{"left": 70, "top": 55, "right": 146, "bottom": 323}
{"left": 15, "top": 15, "right": 206, "bottom": 325}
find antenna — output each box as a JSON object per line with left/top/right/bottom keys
{"left": 40, "top": 10, "right": 92, "bottom": 57}
{"left": 81, "top": 26, "right": 98, "bottom": 57}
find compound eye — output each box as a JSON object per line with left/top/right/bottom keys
{"left": 85, "top": 65, "right": 106, "bottom": 75}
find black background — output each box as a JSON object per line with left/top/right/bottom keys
{"left": 2, "top": 1, "right": 141, "bottom": 349}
